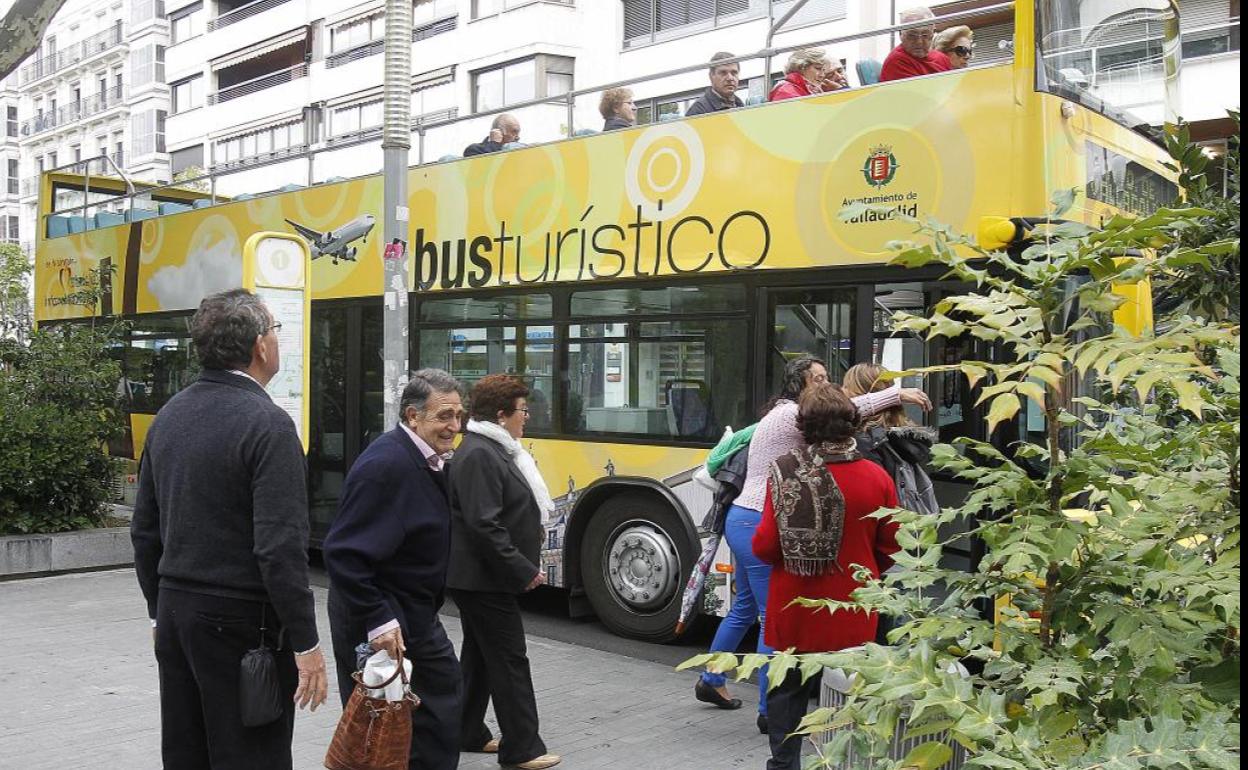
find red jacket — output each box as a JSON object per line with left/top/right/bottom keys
{"left": 753, "top": 458, "right": 900, "bottom": 653}
{"left": 880, "top": 46, "right": 952, "bottom": 82}
{"left": 769, "top": 72, "right": 816, "bottom": 102}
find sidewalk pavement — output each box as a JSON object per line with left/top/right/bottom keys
{"left": 0, "top": 570, "right": 775, "bottom": 769}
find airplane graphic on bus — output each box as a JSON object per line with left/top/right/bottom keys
{"left": 285, "top": 215, "right": 376, "bottom": 264}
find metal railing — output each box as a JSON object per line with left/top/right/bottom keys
{"left": 208, "top": 63, "right": 309, "bottom": 105}
{"left": 208, "top": 0, "right": 292, "bottom": 32}
{"left": 327, "top": 16, "right": 457, "bottom": 68}
{"left": 18, "top": 22, "right": 125, "bottom": 85}
{"left": 20, "top": 86, "right": 127, "bottom": 138}
{"left": 43, "top": 2, "right": 1016, "bottom": 228}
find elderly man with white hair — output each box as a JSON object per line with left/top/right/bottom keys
{"left": 881, "top": 6, "right": 953, "bottom": 82}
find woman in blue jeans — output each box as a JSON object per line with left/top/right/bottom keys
{"left": 695, "top": 357, "right": 930, "bottom": 733}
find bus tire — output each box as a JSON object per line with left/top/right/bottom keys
{"left": 580, "top": 492, "right": 697, "bottom": 644}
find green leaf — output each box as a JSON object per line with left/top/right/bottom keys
{"left": 1172, "top": 378, "right": 1206, "bottom": 417}
{"left": 986, "top": 394, "right": 1022, "bottom": 435}
{"left": 899, "top": 741, "right": 955, "bottom": 770}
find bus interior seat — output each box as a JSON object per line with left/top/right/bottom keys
{"left": 857, "top": 59, "right": 883, "bottom": 86}
{"left": 659, "top": 112, "right": 682, "bottom": 122}
{"left": 46, "top": 215, "right": 71, "bottom": 238}
{"left": 745, "top": 94, "right": 766, "bottom": 106}
{"left": 94, "top": 211, "right": 125, "bottom": 228}
{"left": 438, "top": 154, "right": 460, "bottom": 162}
{"left": 158, "top": 202, "right": 192, "bottom": 216}
{"left": 192, "top": 199, "right": 214, "bottom": 209}
{"left": 502, "top": 142, "right": 527, "bottom": 150}
{"left": 234, "top": 193, "right": 255, "bottom": 201}
{"left": 278, "top": 184, "right": 304, "bottom": 192}
{"left": 67, "top": 216, "right": 88, "bottom": 234}
{"left": 573, "top": 128, "right": 599, "bottom": 137}
{"left": 324, "top": 176, "right": 348, "bottom": 183}
{"left": 666, "top": 379, "right": 715, "bottom": 439}
{"left": 126, "top": 208, "right": 158, "bottom": 222}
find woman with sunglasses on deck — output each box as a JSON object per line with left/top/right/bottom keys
{"left": 935, "top": 25, "right": 976, "bottom": 70}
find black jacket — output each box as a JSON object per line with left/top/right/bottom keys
{"left": 685, "top": 87, "right": 744, "bottom": 117}
{"left": 323, "top": 426, "right": 452, "bottom": 644}
{"left": 446, "top": 433, "right": 544, "bottom": 594}
{"left": 701, "top": 443, "right": 751, "bottom": 535}
{"left": 131, "top": 369, "right": 318, "bottom": 652}
{"left": 463, "top": 136, "right": 505, "bottom": 157}
{"left": 603, "top": 116, "right": 635, "bottom": 132}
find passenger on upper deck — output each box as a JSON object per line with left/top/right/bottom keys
{"left": 935, "top": 25, "right": 976, "bottom": 70}
{"left": 464, "top": 114, "right": 521, "bottom": 157}
{"left": 600, "top": 88, "right": 638, "bottom": 131}
{"left": 820, "top": 57, "right": 851, "bottom": 93}
{"left": 685, "top": 53, "right": 745, "bottom": 117}
{"left": 768, "top": 49, "right": 827, "bottom": 102}
{"left": 880, "top": 7, "right": 952, "bottom": 82}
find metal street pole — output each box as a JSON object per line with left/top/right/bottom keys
{"left": 381, "top": 0, "right": 413, "bottom": 427}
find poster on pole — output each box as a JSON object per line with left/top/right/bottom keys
{"left": 243, "top": 232, "right": 312, "bottom": 453}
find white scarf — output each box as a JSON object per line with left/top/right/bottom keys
{"left": 466, "top": 419, "right": 557, "bottom": 522}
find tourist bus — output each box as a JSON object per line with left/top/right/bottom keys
{"left": 33, "top": 0, "right": 1176, "bottom": 641}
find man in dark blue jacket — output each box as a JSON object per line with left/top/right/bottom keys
{"left": 324, "top": 369, "right": 466, "bottom": 770}
{"left": 132, "top": 289, "right": 327, "bottom": 770}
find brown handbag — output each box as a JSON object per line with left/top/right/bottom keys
{"left": 324, "top": 658, "right": 421, "bottom": 770}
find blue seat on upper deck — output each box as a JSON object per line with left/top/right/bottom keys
{"left": 192, "top": 199, "right": 214, "bottom": 209}
{"left": 158, "top": 202, "right": 192, "bottom": 216}
{"left": 66, "top": 216, "right": 88, "bottom": 234}
{"left": 46, "top": 215, "right": 71, "bottom": 238}
{"left": 126, "top": 208, "right": 157, "bottom": 222}
{"left": 94, "top": 211, "right": 125, "bottom": 229}
{"left": 857, "top": 59, "right": 883, "bottom": 86}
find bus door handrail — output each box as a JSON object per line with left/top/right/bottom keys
{"left": 42, "top": 1, "right": 1016, "bottom": 224}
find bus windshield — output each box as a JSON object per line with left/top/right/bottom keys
{"left": 1037, "top": 0, "right": 1181, "bottom": 133}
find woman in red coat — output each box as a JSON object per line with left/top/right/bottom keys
{"left": 753, "top": 383, "right": 900, "bottom": 770}
{"left": 768, "top": 49, "right": 828, "bottom": 102}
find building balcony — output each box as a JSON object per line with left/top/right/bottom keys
{"left": 209, "top": 62, "right": 308, "bottom": 105}
{"left": 208, "top": 0, "right": 294, "bottom": 33}
{"left": 19, "top": 86, "right": 127, "bottom": 139}
{"left": 18, "top": 22, "right": 125, "bottom": 86}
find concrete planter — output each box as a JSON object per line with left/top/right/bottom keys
{"left": 0, "top": 525, "right": 133, "bottom": 578}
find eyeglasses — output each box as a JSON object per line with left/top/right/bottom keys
{"left": 953, "top": 46, "right": 975, "bottom": 58}
{"left": 266, "top": 322, "right": 283, "bottom": 335}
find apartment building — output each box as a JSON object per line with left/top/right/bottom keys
{"left": 10, "top": 0, "right": 173, "bottom": 255}
{"left": 164, "top": 0, "right": 1013, "bottom": 197}
{"left": 1, "top": 74, "right": 20, "bottom": 250}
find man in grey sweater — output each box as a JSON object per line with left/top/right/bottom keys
{"left": 132, "top": 289, "right": 327, "bottom": 770}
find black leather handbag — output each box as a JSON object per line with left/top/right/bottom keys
{"left": 239, "top": 606, "right": 285, "bottom": 727}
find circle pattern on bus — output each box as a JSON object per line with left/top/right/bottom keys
{"left": 625, "top": 123, "right": 705, "bottom": 221}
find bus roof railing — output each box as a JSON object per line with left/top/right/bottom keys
{"left": 43, "top": 1, "right": 1016, "bottom": 226}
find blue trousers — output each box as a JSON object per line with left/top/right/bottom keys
{"left": 700, "top": 505, "right": 773, "bottom": 715}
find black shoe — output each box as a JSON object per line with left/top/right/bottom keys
{"left": 695, "top": 680, "right": 743, "bottom": 710}
{"left": 757, "top": 714, "right": 768, "bottom": 735}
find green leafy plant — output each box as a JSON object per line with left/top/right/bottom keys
{"left": 0, "top": 269, "right": 126, "bottom": 535}
{"left": 681, "top": 199, "right": 1240, "bottom": 768}
{"left": 0, "top": 242, "right": 32, "bottom": 344}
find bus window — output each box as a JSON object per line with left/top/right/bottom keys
{"left": 565, "top": 318, "right": 748, "bottom": 442}
{"left": 419, "top": 293, "right": 553, "bottom": 323}
{"left": 310, "top": 306, "right": 349, "bottom": 540}
{"left": 873, "top": 283, "right": 929, "bottom": 425}
{"left": 360, "top": 305, "right": 385, "bottom": 445}
{"left": 418, "top": 324, "right": 556, "bottom": 434}
{"left": 570, "top": 285, "right": 745, "bottom": 317}
{"left": 767, "top": 288, "right": 856, "bottom": 394}
{"left": 121, "top": 316, "right": 198, "bottom": 414}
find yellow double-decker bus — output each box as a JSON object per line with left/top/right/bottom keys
{"left": 34, "top": 0, "right": 1177, "bottom": 641}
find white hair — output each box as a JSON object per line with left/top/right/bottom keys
{"left": 899, "top": 6, "right": 937, "bottom": 24}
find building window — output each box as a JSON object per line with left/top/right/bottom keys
{"left": 472, "top": 55, "right": 574, "bottom": 112}
{"left": 331, "top": 11, "right": 385, "bottom": 54}
{"left": 214, "top": 120, "right": 306, "bottom": 166}
{"left": 131, "top": 109, "right": 168, "bottom": 157}
{"left": 5, "top": 106, "right": 15, "bottom": 137}
{"left": 171, "top": 144, "right": 204, "bottom": 175}
{"left": 473, "top": 0, "right": 572, "bottom": 19}
{"left": 6, "top": 158, "right": 18, "bottom": 195}
{"left": 131, "top": 44, "right": 167, "bottom": 87}
{"left": 131, "top": 0, "right": 167, "bottom": 25}
{"left": 331, "top": 98, "right": 383, "bottom": 137}
{"left": 622, "top": 0, "right": 760, "bottom": 48}
{"left": 6, "top": 216, "right": 18, "bottom": 242}
{"left": 170, "top": 2, "right": 205, "bottom": 44}
{"left": 171, "top": 74, "right": 204, "bottom": 113}
{"left": 414, "top": 0, "right": 457, "bottom": 23}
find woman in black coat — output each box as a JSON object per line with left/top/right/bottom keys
{"left": 447, "top": 375, "right": 561, "bottom": 770}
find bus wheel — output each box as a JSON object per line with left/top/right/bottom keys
{"left": 580, "top": 492, "right": 694, "bottom": 643}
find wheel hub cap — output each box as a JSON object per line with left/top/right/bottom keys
{"left": 605, "top": 523, "right": 680, "bottom": 612}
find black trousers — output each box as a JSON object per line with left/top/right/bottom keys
{"left": 766, "top": 668, "right": 823, "bottom": 770}
{"left": 449, "top": 589, "right": 547, "bottom": 765}
{"left": 155, "top": 588, "right": 298, "bottom": 770}
{"left": 328, "top": 584, "right": 464, "bottom": 770}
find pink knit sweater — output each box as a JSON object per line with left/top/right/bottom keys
{"left": 733, "top": 386, "right": 904, "bottom": 512}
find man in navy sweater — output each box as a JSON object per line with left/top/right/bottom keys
{"left": 324, "top": 369, "right": 466, "bottom": 770}
{"left": 132, "top": 289, "right": 327, "bottom": 770}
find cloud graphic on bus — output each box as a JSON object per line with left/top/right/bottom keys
{"left": 147, "top": 226, "right": 243, "bottom": 310}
